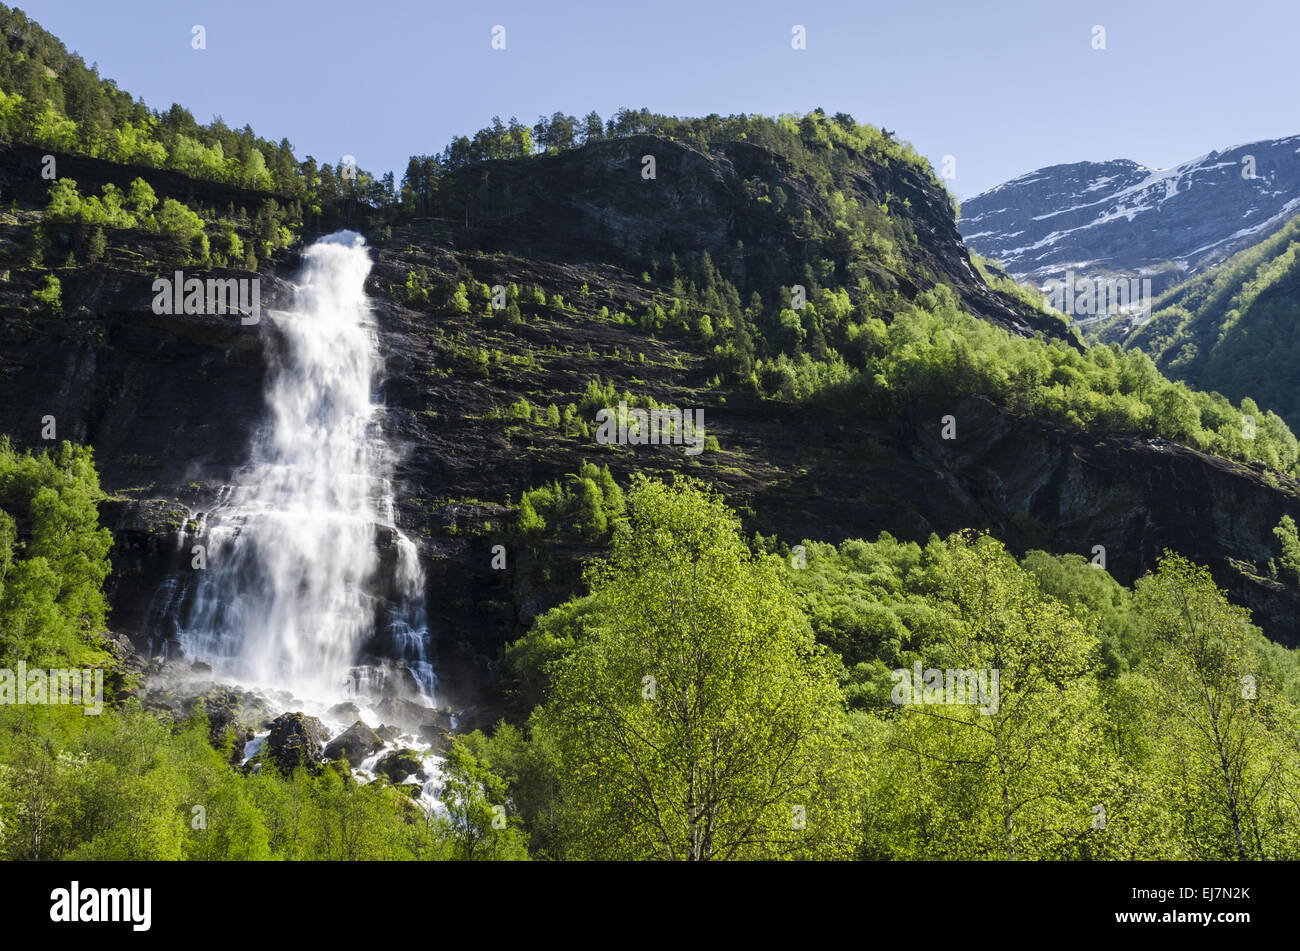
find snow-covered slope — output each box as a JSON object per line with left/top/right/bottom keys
{"left": 960, "top": 135, "right": 1300, "bottom": 292}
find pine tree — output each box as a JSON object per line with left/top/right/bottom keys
{"left": 86, "top": 225, "right": 107, "bottom": 264}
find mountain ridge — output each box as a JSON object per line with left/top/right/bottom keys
{"left": 960, "top": 135, "right": 1300, "bottom": 295}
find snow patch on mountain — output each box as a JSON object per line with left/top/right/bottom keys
{"left": 959, "top": 136, "right": 1300, "bottom": 289}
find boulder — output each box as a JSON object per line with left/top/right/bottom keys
{"left": 424, "top": 707, "right": 455, "bottom": 732}
{"left": 452, "top": 705, "right": 487, "bottom": 733}
{"left": 375, "top": 748, "right": 426, "bottom": 784}
{"left": 329, "top": 701, "right": 361, "bottom": 721}
{"left": 418, "top": 724, "right": 453, "bottom": 756}
{"left": 206, "top": 704, "right": 248, "bottom": 764}
{"left": 373, "top": 697, "right": 434, "bottom": 730}
{"left": 136, "top": 679, "right": 271, "bottom": 765}
{"left": 323, "top": 720, "right": 385, "bottom": 768}
{"left": 263, "top": 712, "right": 327, "bottom": 773}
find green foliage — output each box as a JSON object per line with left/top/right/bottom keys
{"left": 494, "top": 480, "right": 1300, "bottom": 860}
{"left": 449, "top": 282, "right": 471, "bottom": 314}
{"left": 1130, "top": 554, "right": 1300, "bottom": 858}
{"left": 126, "top": 177, "right": 157, "bottom": 216}
{"left": 524, "top": 476, "right": 866, "bottom": 859}
{"left": 516, "top": 493, "right": 545, "bottom": 535}
{"left": 0, "top": 5, "right": 381, "bottom": 208}
{"left": 0, "top": 701, "right": 472, "bottom": 860}
{"left": 574, "top": 377, "right": 662, "bottom": 419}
{"left": 251, "top": 199, "right": 293, "bottom": 257}
{"left": 30, "top": 274, "right": 61, "bottom": 314}
{"left": 731, "top": 277, "right": 1295, "bottom": 473}
{"left": 1108, "top": 214, "right": 1300, "bottom": 431}
{"left": 85, "top": 225, "right": 106, "bottom": 264}
{"left": 45, "top": 178, "right": 82, "bottom": 219}
{"left": 515, "top": 462, "right": 624, "bottom": 543}
{"left": 403, "top": 268, "right": 431, "bottom": 305}
{"left": 45, "top": 177, "right": 210, "bottom": 262}
{"left": 0, "top": 438, "right": 112, "bottom": 669}
{"left": 1275, "top": 515, "right": 1300, "bottom": 584}
{"left": 1021, "top": 550, "right": 1137, "bottom": 677}
{"left": 435, "top": 107, "right": 933, "bottom": 185}
{"left": 436, "top": 741, "right": 529, "bottom": 860}
{"left": 214, "top": 222, "right": 244, "bottom": 266}
{"left": 855, "top": 531, "right": 1124, "bottom": 859}
{"left": 155, "top": 197, "right": 207, "bottom": 260}
{"left": 971, "top": 250, "right": 1068, "bottom": 326}
{"left": 824, "top": 285, "right": 1299, "bottom": 474}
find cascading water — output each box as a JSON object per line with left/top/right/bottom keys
{"left": 171, "top": 231, "right": 433, "bottom": 705}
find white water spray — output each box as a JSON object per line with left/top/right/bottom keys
{"left": 175, "top": 231, "right": 432, "bottom": 702}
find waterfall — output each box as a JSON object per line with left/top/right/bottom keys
{"left": 174, "top": 231, "right": 433, "bottom": 702}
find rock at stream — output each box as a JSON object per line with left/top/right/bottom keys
{"left": 375, "top": 748, "right": 426, "bottom": 783}
{"left": 324, "top": 720, "right": 386, "bottom": 768}
{"left": 263, "top": 712, "right": 327, "bottom": 773}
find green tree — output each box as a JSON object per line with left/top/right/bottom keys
{"left": 449, "top": 283, "right": 471, "bottom": 314}
{"left": 571, "top": 477, "right": 606, "bottom": 540}
{"left": 45, "top": 178, "right": 82, "bottom": 219}
{"left": 864, "top": 532, "right": 1122, "bottom": 860}
{"left": 126, "top": 177, "right": 157, "bottom": 217}
{"left": 30, "top": 274, "right": 62, "bottom": 315}
{"left": 1132, "top": 554, "right": 1294, "bottom": 859}
{"left": 85, "top": 225, "right": 107, "bottom": 264}
{"left": 437, "top": 741, "right": 529, "bottom": 860}
{"left": 1274, "top": 515, "right": 1300, "bottom": 584}
{"left": 155, "top": 198, "right": 206, "bottom": 260}
{"left": 1150, "top": 384, "right": 1201, "bottom": 443}
{"left": 517, "top": 493, "right": 545, "bottom": 535}
{"left": 535, "top": 476, "right": 865, "bottom": 859}
{"left": 0, "top": 439, "right": 112, "bottom": 667}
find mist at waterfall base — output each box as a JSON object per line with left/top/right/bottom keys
{"left": 146, "top": 231, "right": 444, "bottom": 802}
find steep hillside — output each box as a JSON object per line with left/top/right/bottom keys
{"left": 1092, "top": 213, "right": 1300, "bottom": 430}
{"left": 7, "top": 119, "right": 1300, "bottom": 718}
{"left": 4, "top": 0, "right": 1300, "bottom": 712}
{"left": 960, "top": 136, "right": 1300, "bottom": 294}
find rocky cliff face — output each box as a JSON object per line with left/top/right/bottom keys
{"left": 959, "top": 135, "right": 1300, "bottom": 293}
{"left": 5, "top": 136, "right": 1300, "bottom": 723}
{"left": 444, "top": 135, "right": 1069, "bottom": 340}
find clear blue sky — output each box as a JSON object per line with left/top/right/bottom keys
{"left": 18, "top": 0, "right": 1300, "bottom": 197}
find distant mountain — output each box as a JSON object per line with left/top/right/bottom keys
{"left": 960, "top": 136, "right": 1300, "bottom": 296}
